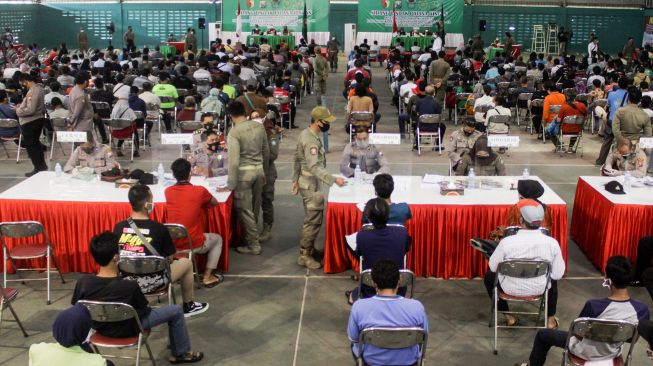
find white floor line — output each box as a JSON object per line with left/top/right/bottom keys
{"left": 292, "top": 269, "right": 310, "bottom": 366}
{"left": 222, "top": 273, "right": 602, "bottom": 280}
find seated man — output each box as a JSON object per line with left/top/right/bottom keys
{"left": 547, "top": 89, "right": 587, "bottom": 151}
{"left": 64, "top": 132, "right": 119, "bottom": 174}
{"left": 177, "top": 96, "right": 198, "bottom": 125}
{"left": 340, "top": 127, "right": 389, "bottom": 178}
{"left": 113, "top": 184, "right": 209, "bottom": 317}
{"left": 455, "top": 135, "right": 506, "bottom": 176}
{"left": 412, "top": 85, "right": 446, "bottom": 149}
{"left": 632, "top": 236, "right": 653, "bottom": 298}
{"left": 602, "top": 136, "right": 648, "bottom": 178}
{"left": 347, "top": 260, "right": 428, "bottom": 366}
{"left": 485, "top": 94, "right": 511, "bottom": 134}
{"left": 362, "top": 173, "right": 412, "bottom": 226}
{"left": 484, "top": 199, "right": 565, "bottom": 329}
{"left": 189, "top": 130, "right": 227, "bottom": 177}
{"left": 192, "top": 112, "right": 222, "bottom": 148}
{"left": 48, "top": 97, "right": 69, "bottom": 119}
{"left": 166, "top": 159, "right": 224, "bottom": 288}
{"left": 516, "top": 256, "right": 649, "bottom": 366}
{"left": 71, "top": 232, "right": 204, "bottom": 364}
{"left": 473, "top": 85, "right": 495, "bottom": 130}
{"left": 446, "top": 119, "right": 483, "bottom": 173}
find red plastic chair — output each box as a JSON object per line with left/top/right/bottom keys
{"left": 0, "top": 284, "right": 28, "bottom": 337}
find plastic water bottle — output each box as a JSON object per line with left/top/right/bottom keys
{"left": 468, "top": 168, "right": 476, "bottom": 189}
{"left": 354, "top": 165, "right": 362, "bottom": 185}
{"left": 157, "top": 163, "right": 165, "bottom": 185}
{"left": 54, "top": 163, "right": 62, "bottom": 178}
{"left": 522, "top": 168, "right": 530, "bottom": 180}
{"left": 623, "top": 170, "right": 632, "bottom": 193}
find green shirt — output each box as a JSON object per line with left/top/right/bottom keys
{"left": 29, "top": 343, "right": 107, "bottom": 366}
{"left": 152, "top": 83, "right": 178, "bottom": 109}
{"left": 222, "top": 84, "right": 236, "bottom": 100}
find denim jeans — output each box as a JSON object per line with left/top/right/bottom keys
{"left": 528, "top": 329, "right": 567, "bottom": 366}
{"left": 140, "top": 305, "right": 191, "bottom": 357}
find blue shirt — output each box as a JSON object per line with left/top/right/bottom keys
{"left": 363, "top": 202, "right": 412, "bottom": 226}
{"left": 348, "top": 295, "right": 428, "bottom": 366}
{"left": 485, "top": 67, "right": 499, "bottom": 80}
{"left": 415, "top": 96, "right": 442, "bottom": 116}
{"left": 355, "top": 226, "right": 411, "bottom": 272}
{"left": 0, "top": 104, "right": 20, "bottom": 137}
{"left": 607, "top": 88, "right": 628, "bottom": 121}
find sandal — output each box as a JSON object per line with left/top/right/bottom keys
{"left": 169, "top": 351, "right": 204, "bottom": 364}
{"left": 202, "top": 273, "right": 224, "bottom": 288}
{"left": 505, "top": 315, "right": 520, "bottom": 327}
{"left": 345, "top": 290, "right": 353, "bottom": 306}
{"left": 548, "top": 316, "right": 560, "bottom": 330}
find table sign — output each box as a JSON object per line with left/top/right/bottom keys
{"left": 639, "top": 137, "right": 653, "bottom": 149}
{"left": 369, "top": 133, "right": 401, "bottom": 145}
{"left": 56, "top": 131, "right": 88, "bottom": 143}
{"left": 488, "top": 135, "right": 520, "bottom": 148}
{"left": 161, "top": 134, "right": 194, "bottom": 145}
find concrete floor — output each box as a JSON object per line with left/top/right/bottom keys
{"left": 0, "top": 62, "right": 651, "bottom": 366}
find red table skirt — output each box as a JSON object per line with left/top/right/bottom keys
{"left": 166, "top": 42, "right": 186, "bottom": 53}
{"left": 0, "top": 197, "right": 234, "bottom": 274}
{"left": 571, "top": 178, "right": 653, "bottom": 271}
{"left": 324, "top": 202, "right": 568, "bottom": 278}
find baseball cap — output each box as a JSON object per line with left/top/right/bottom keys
{"left": 605, "top": 180, "right": 626, "bottom": 195}
{"left": 517, "top": 199, "right": 545, "bottom": 226}
{"left": 311, "top": 106, "right": 336, "bottom": 123}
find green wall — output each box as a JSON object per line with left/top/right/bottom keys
{"left": 329, "top": 3, "right": 357, "bottom": 49}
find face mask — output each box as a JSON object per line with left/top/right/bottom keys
{"left": 463, "top": 130, "right": 473, "bottom": 136}
{"left": 319, "top": 122, "right": 330, "bottom": 132}
{"left": 146, "top": 202, "right": 154, "bottom": 214}
{"left": 602, "top": 278, "right": 611, "bottom": 288}
{"left": 81, "top": 146, "right": 94, "bottom": 154}
{"left": 358, "top": 139, "right": 369, "bottom": 149}
{"left": 622, "top": 154, "right": 630, "bottom": 159}
{"left": 207, "top": 142, "right": 220, "bottom": 152}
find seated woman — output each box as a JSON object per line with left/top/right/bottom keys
{"left": 346, "top": 197, "right": 411, "bottom": 305}
{"left": 29, "top": 304, "right": 112, "bottom": 366}
{"left": 455, "top": 135, "right": 506, "bottom": 176}
{"left": 109, "top": 90, "right": 138, "bottom": 158}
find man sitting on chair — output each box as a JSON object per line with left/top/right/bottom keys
{"left": 484, "top": 199, "right": 565, "bottom": 329}
{"left": 412, "top": 85, "right": 445, "bottom": 150}
{"left": 515, "top": 256, "right": 649, "bottom": 366}
{"left": 340, "top": 128, "right": 389, "bottom": 178}
{"left": 602, "top": 136, "right": 648, "bottom": 178}
{"left": 447, "top": 119, "right": 482, "bottom": 173}
{"left": 347, "top": 260, "right": 428, "bottom": 366}
{"left": 71, "top": 232, "right": 204, "bottom": 364}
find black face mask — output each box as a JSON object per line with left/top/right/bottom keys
{"left": 463, "top": 130, "right": 474, "bottom": 136}
{"left": 207, "top": 142, "right": 220, "bottom": 152}
{"left": 82, "top": 146, "right": 94, "bottom": 154}
{"left": 319, "top": 123, "right": 330, "bottom": 132}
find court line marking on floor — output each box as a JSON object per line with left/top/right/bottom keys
{"left": 292, "top": 269, "right": 310, "bottom": 366}
{"left": 222, "top": 274, "right": 602, "bottom": 280}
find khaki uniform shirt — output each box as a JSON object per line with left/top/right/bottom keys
{"left": 455, "top": 155, "right": 506, "bottom": 176}
{"left": 64, "top": 145, "right": 116, "bottom": 174}
{"left": 612, "top": 104, "right": 653, "bottom": 141}
{"left": 293, "top": 128, "right": 335, "bottom": 186}
{"left": 446, "top": 129, "right": 483, "bottom": 164}
{"left": 314, "top": 55, "right": 328, "bottom": 80}
{"left": 603, "top": 146, "right": 648, "bottom": 178}
{"left": 339, "top": 142, "right": 389, "bottom": 178}
{"left": 189, "top": 145, "right": 228, "bottom": 177}
{"left": 226, "top": 119, "right": 270, "bottom": 190}
{"left": 429, "top": 59, "right": 451, "bottom": 84}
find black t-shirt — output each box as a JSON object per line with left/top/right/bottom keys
{"left": 113, "top": 219, "right": 176, "bottom": 258}
{"left": 71, "top": 275, "right": 150, "bottom": 338}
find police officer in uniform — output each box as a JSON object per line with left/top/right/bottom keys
{"left": 219, "top": 101, "right": 270, "bottom": 255}
{"left": 64, "top": 132, "right": 118, "bottom": 174}
{"left": 446, "top": 119, "right": 483, "bottom": 173}
{"left": 189, "top": 129, "right": 228, "bottom": 177}
{"left": 455, "top": 135, "right": 506, "bottom": 176}
{"left": 192, "top": 113, "right": 221, "bottom": 149}
{"left": 602, "top": 136, "right": 648, "bottom": 178}
{"left": 340, "top": 128, "right": 389, "bottom": 178}
{"left": 292, "top": 107, "right": 346, "bottom": 269}
{"left": 259, "top": 115, "right": 281, "bottom": 242}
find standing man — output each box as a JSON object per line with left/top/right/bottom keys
{"left": 314, "top": 46, "right": 329, "bottom": 106}
{"left": 428, "top": 51, "right": 451, "bottom": 108}
{"left": 221, "top": 101, "right": 270, "bottom": 255}
{"left": 612, "top": 87, "right": 652, "bottom": 143}
{"left": 16, "top": 73, "right": 48, "bottom": 177}
{"left": 504, "top": 32, "right": 514, "bottom": 56}
{"left": 185, "top": 29, "right": 197, "bottom": 54}
{"left": 326, "top": 36, "right": 340, "bottom": 73}
{"left": 67, "top": 73, "right": 94, "bottom": 133}
{"left": 623, "top": 37, "right": 635, "bottom": 63}
{"left": 432, "top": 32, "right": 443, "bottom": 53}
{"left": 259, "top": 117, "right": 281, "bottom": 243}
{"left": 124, "top": 26, "right": 135, "bottom": 52}
{"left": 77, "top": 28, "right": 88, "bottom": 53}
{"left": 292, "top": 107, "right": 346, "bottom": 269}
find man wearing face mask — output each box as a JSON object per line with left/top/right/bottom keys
{"left": 602, "top": 136, "right": 648, "bottom": 178}
{"left": 340, "top": 127, "right": 389, "bottom": 178}
{"left": 455, "top": 135, "right": 506, "bottom": 176}
{"left": 16, "top": 73, "right": 48, "bottom": 177}
{"left": 67, "top": 72, "right": 94, "bottom": 133}
{"left": 446, "top": 119, "right": 483, "bottom": 173}
{"left": 189, "top": 130, "right": 227, "bottom": 177}
{"left": 292, "top": 107, "right": 346, "bottom": 269}
{"left": 64, "top": 132, "right": 119, "bottom": 174}
{"left": 235, "top": 79, "right": 267, "bottom": 117}
{"left": 192, "top": 113, "right": 220, "bottom": 148}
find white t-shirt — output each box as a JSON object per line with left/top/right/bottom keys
{"left": 474, "top": 95, "right": 495, "bottom": 123}
{"left": 485, "top": 106, "right": 512, "bottom": 134}
{"left": 432, "top": 37, "right": 443, "bottom": 53}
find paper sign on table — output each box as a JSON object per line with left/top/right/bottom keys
{"left": 488, "top": 135, "right": 520, "bottom": 147}
{"left": 369, "top": 133, "right": 401, "bottom": 145}
{"left": 56, "top": 131, "right": 88, "bottom": 143}
{"left": 639, "top": 137, "right": 653, "bottom": 149}
{"left": 422, "top": 174, "right": 444, "bottom": 184}
{"left": 161, "top": 133, "right": 194, "bottom": 145}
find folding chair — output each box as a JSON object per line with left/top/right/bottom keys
{"left": 558, "top": 115, "right": 585, "bottom": 157}
{"left": 117, "top": 256, "right": 176, "bottom": 305}
{"left": 0, "top": 284, "right": 28, "bottom": 337}
{"left": 275, "top": 96, "right": 291, "bottom": 128}
{"left": 355, "top": 327, "right": 428, "bottom": 366}
{"left": 158, "top": 96, "right": 177, "bottom": 134}
{"left": 497, "top": 82, "right": 511, "bottom": 93}
{"left": 589, "top": 99, "right": 608, "bottom": 135}
{"left": 178, "top": 121, "right": 203, "bottom": 134}
{"left": 368, "top": 50, "right": 379, "bottom": 65}
{"left": 416, "top": 114, "right": 442, "bottom": 155}
{"left": 104, "top": 118, "right": 136, "bottom": 162}
{"left": 91, "top": 101, "right": 111, "bottom": 120}
{"left": 132, "top": 110, "right": 147, "bottom": 150}
{"left": 544, "top": 105, "right": 561, "bottom": 143}
{"left": 489, "top": 259, "right": 551, "bottom": 355}
{"left": 164, "top": 224, "right": 201, "bottom": 289}
{"left": 195, "top": 79, "right": 211, "bottom": 97}
{"left": 529, "top": 99, "right": 544, "bottom": 134}
{"left": 359, "top": 269, "right": 415, "bottom": 299}
{"left": 176, "top": 89, "right": 189, "bottom": 100}
{"left": 516, "top": 93, "right": 533, "bottom": 127}
{"left": 0, "top": 119, "right": 22, "bottom": 163}
{"left": 77, "top": 300, "right": 156, "bottom": 366}
{"left": 561, "top": 318, "right": 638, "bottom": 366}
{"left": 145, "top": 102, "right": 161, "bottom": 139}
{"left": 0, "top": 221, "right": 65, "bottom": 305}
{"left": 454, "top": 93, "right": 471, "bottom": 125}
{"left": 486, "top": 114, "right": 511, "bottom": 136}
{"left": 48, "top": 117, "right": 69, "bottom": 160}
{"left": 349, "top": 111, "right": 374, "bottom": 143}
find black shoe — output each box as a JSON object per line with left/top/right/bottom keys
{"left": 25, "top": 168, "right": 46, "bottom": 177}
{"left": 290, "top": 124, "right": 299, "bottom": 129}
{"left": 116, "top": 150, "right": 124, "bottom": 157}
{"left": 101, "top": 140, "right": 110, "bottom": 145}
{"left": 40, "top": 144, "right": 48, "bottom": 151}
{"left": 133, "top": 151, "right": 140, "bottom": 158}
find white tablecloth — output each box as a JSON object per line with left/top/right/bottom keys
{"left": 579, "top": 176, "right": 653, "bottom": 205}
{"left": 328, "top": 175, "right": 565, "bottom": 206}
{"left": 0, "top": 172, "right": 231, "bottom": 203}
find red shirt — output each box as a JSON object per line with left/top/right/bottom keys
{"left": 164, "top": 183, "right": 213, "bottom": 249}
{"left": 344, "top": 67, "right": 370, "bottom": 88}
{"left": 273, "top": 87, "right": 290, "bottom": 113}
{"left": 558, "top": 102, "right": 587, "bottom": 134}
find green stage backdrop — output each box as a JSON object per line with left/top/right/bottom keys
{"left": 358, "top": 0, "right": 463, "bottom": 34}
{"left": 222, "top": 0, "right": 329, "bottom": 32}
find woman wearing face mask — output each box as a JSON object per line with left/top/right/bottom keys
{"left": 64, "top": 132, "right": 119, "bottom": 174}
{"left": 455, "top": 135, "right": 506, "bottom": 176}
{"left": 339, "top": 127, "right": 389, "bottom": 178}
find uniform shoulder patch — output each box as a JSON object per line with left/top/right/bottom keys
{"left": 310, "top": 146, "right": 318, "bottom": 155}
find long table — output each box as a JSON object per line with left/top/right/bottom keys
{"left": 571, "top": 176, "right": 653, "bottom": 271}
{"left": 391, "top": 36, "right": 433, "bottom": 50}
{"left": 246, "top": 35, "right": 296, "bottom": 49}
{"left": 0, "top": 172, "right": 234, "bottom": 273}
{"left": 324, "top": 176, "right": 568, "bottom": 278}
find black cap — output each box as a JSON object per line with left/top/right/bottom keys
{"left": 605, "top": 180, "right": 625, "bottom": 195}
